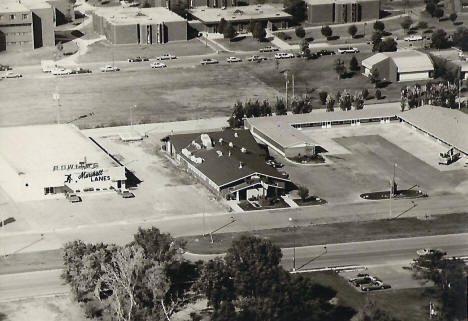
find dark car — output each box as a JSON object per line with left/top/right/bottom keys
{"left": 360, "top": 281, "right": 391, "bottom": 291}
{"left": 66, "top": 193, "right": 82, "bottom": 203}
{"left": 120, "top": 190, "right": 135, "bottom": 198}
{"left": 71, "top": 67, "right": 92, "bottom": 74}
{"left": 201, "top": 58, "right": 219, "bottom": 65}
{"left": 350, "top": 276, "right": 374, "bottom": 287}
{"left": 318, "top": 49, "right": 336, "bottom": 56}
{"left": 128, "top": 56, "right": 149, "bottom": 62}
{"left": 0, "top": 64, "right": 12, "bottom": 71}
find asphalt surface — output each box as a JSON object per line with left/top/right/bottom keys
{"left": 1, "top": 233, "right": 467, "bottom": 302}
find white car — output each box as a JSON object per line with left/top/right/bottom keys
{"left": 274, "top": 52, "right": 294, "bottom": 59}
{"left": 151, "top": 62, "right": 167, "bottom": 69}
{"left": 157, "top": 54, "right": 177, "bottom": 60}
{"left": 416, "top": 248, "right": 447, "bottom": 256}
{"left": 51, "top": 67, "right": 72, "bottom": 75}
{"left": 259, "top": 46, "right": 279, "bottom": 52}
{"left": 404, "top": 35, "right": 423, "bottom": 41}
{"left": 2, "top": 71, "right": 22, "bottom": 78}
{"left": 337, "top": 47, "right": 359, "bottom": 54}
{"left": 100, "top": 65, "right": 120, "bottom": 72}
{"left": 227, "top": 56, "right": 242, "bottom": 63}
{"left": 200, "top": 58, "right": 219, "bottom": 65}
{"left": 247, "top": 55, "right": 267, "bottom": 62}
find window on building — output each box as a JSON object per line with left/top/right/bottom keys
{"left": 0, "top": 15, "right": 3, "bottom": 20}
{"left": 22, "top": 14, "right": 28, "bottom": 19}
{"left": 10, "top": 14, "right": 15, "bottom": 20}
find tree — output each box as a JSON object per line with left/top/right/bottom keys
{"left": 133, "top": 227, "right": 177, "bottom": 263}
{"left": 228, "top": 101, "right": 244, "bottom": 128}
{"left": 325, "top": 95, "right": 335, "bottom": 112}
{"left": 348, "top": 24, "right": 358, "bottom": 38}
{"left": 259, "top": 99, "right": 272, "bottom": 116}
{"left": 275, "top": 98, "right": 287, "bottom": 115}
{"left": 197, "top": 258, "right": 235, "bottom": 310}
{"left": 378, "top": 37, "right": 397, "bottom": 52}
{"left": 434, "top": 7, "right": 444, "bottom": 19}
{"left": 450, "top": 12, "right": 457, "bottom": 23}
{"left": 453, "top": 26, "right": 468, "bottom": 50}
{"left": 349, "top": 55, "right": 359, "bottom": 71}
{"left": 362, "top": 88, "right": 369, "bottom": 100}
{"left": 353, "top": 93, "right": 364, "bottom": 110}
{"left": 400, "top": 16, "right": 413, "bottom": 34}
{"left": 334, "top": 58, "right": 346, "bottom": 79}
{"left": 295, "top": 26, "right": 306, "bottom": 38}
{"left": 99, "top": 245, "right": 145, "bottom": 321}
{"left": 431, "top": 29, "right": 450, "bottom": 49}
{"left": 417, "top": 21, "right": 428, "bottom": 29}
{"left": 144, "top": 264, "right": 172, "bottom": 321}
{"left": 339, "top": 91, "right": 352, "bottom": 110}
{"left": 369, "top": 67, "right": 380, "bottom": 87}
{"left": 223, "top": 22, "right": 236, "bottom": 40}
{"left": 321, "top": 25, "right": 333, "bottom": 38}
{"left": 371, "top": 31, "right": 383, "bottom": 52}
{"left": 354, "top": 299, "right": 401, "bottom": 321}
{"left": 298, "top": 186, "right": 309, "bottom": 201}
{"left": 252, "top": 22, "right": 266, "bottom": 41}
{"left": 218, "top": 18, "right": 227, "bottom": 35}
{"left": 373, "top": 20, "right": 385, "bottom": 32}
{"left": 300, "top": 39, "right": 310, "bottom": 58}
{"left": 284, "top": 0, "right": 307, "bottom": 24}
{"left": 319, "top": 91, "right": 328, "bottom": 105}
{"left": 426, "top": 1, "right": 436, "bottom": 16}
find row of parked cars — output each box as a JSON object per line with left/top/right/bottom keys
{"left": 65, "top": 189, "right": 135, "bottom": 203}
{"left": 348, "top": 273, "right": 391, "bottom": 291}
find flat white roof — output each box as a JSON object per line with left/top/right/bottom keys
{"left": 0, "top": 124, "right": 121, "bottom": 174}
{"left": 0, "top": 0, "right": 29, "bottom": 13}
{"left": 362, "top": 50, "right": 434, "bottom": 73}
{"left": 189, "top": 5, "right": 291, "bottom": 24}
{"left": 95, "top": 6, "right": 186, "bottom": 25}
{"left": 306, "top": 0, "right": 378, "bottom": 5}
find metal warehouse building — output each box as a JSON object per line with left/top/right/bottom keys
{"left": 93, "top": 7, "right": 187, "bottom": 45}
{"left": 306, "top": 0, "right": 380, "bottom": 24}
{"left": 0, "top": 124, "right": 126, "bottom": 202}
{"left": 362, "top": 50, "right": 434, "bottom": 82}
{"left": 245, "top": 104, "right": 399, "bottom": 158}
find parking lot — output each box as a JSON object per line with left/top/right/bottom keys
{"left": 281, "top": 123, "right": 468, "bottom": 204}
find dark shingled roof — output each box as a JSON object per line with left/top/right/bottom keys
{"left": 169, "top": 129, "right": 291, "bottom": 187}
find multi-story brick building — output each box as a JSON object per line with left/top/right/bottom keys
{"left": 306, "top": 0, "right": 380, "bottom": 24}
{"left": 93, "top": 7, "right": 187, "bottom": 44}
{"left": 0, "top": 0, "right": 73, "bottom": 51}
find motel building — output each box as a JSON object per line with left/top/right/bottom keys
{"left": 164, "top": 129, "right": 292, "bottom": 201}
{"left": 0, "top": 124, "right": 126, "bottom": 202}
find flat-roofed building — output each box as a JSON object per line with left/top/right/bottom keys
{"left": 245, "top": 103, "right": 400, "bottom": 158}
{"left": 189, "top": 5, "right": 292, "bottom": 33}
{"left": 0, "top": 124, "right": 126, "bottom": 201}
{"left": 93, "top": 7, "right": 187, "bottom": 44}
{"left": 0, "top": 0, "right": 73, "bottom": 51}
{"left": 306, "top": 0, "right": 380, "bottom": 24}
{"left": 362, "top": 50, "right": 434, "bottom": 82}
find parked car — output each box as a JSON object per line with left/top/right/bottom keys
{"left": 70, "top": 67, "right": 92, "bottom": 74}
{"left": 227, "top": 56, "right": 242, "bottom": 63}
{"left": 0, "top": 64, "right": 12, "bottom": 71}
{"left": 201, "top": 58, "right": 219, "bottom": 65}
{"left": 318, "top": 49, "right": 335, "bottom": 56}
{"left": 127, "top": 56, "right": 149, "bottom": 62}
{"left": 404, "top": 35, "right": 423, "bottom": 41}
{"left": 416, "top": 248, "right": 447, "bottom": 256}
{"left": 259, "top": 46, "right": 279, "bottom": 52}
{"left": 275, "top": 52, "right": 295, "bottom": 59}
{"left": 350, "top": 276, "right": 375, "bottom": 287}
{"left": 247, "top": 55, "right": 267, "bottom": 62}
{"left": 52, "top": 67, "right": 72, "bottom": 75}
{"left": 66, "top": 193, "right": 82, "bottom": 203}
{"left": 360, "top": 281, "right": 391, "bottom": 291}
{"left": 2, "top": 71, "right": 22, "bottom": 78}
{"left": 100, "top": 65, "right": 120, "bottom": 72}
{"left": 151, "top": 62, "right": 167, "bottom": 68}
{"left": 156, "top": 54, "right": 177, "bottom": 60}
{"left": 337, "top": 47, "right": 359, "bottom": 54}
{"left": 120, "top": 190, "right": 135, "bottom": 198}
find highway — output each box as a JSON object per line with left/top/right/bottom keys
{"left": 1, "top": 233, "right": 466, "bottom": 302}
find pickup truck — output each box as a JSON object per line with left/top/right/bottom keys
{"left": 337, "top": 47, "right": 359, "bottom": 54}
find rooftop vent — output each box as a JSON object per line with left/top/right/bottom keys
{"left": 228, "top": 151, "right": 232, "bottom": 156}
{"left": 229, "top": 142, "right": 234, "bottom": 147}
{"left": 234, "top": 132, "right": 238, "bottom": 138}
{"left": 218, "top": 138, "right": 223, "bottom": 143}
{"left": 216, "top": 150, "right": 223, "bottom": 157}
{"left": 241, "top": 147, "right": 247, "bottom": 153}
{"left": 239, "top": 161, "right": 243, "bottom": 169}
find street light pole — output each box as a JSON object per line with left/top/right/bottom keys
{"left": 289, "top": 217, "right": 296, "bottom": 271}
{"left": 209, "top": 216, "right": 236, "bottom": 244}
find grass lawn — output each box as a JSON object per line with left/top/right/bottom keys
{"left": 301, "top": 271, "right": 431, "bottom": 321}
{"left": 181, "top": 212, "right": 468, "bottom": 254}
{"left": 77, "top": 38, "right": 214, "bottom": 63}
{"left": 238, "top": 198, "right": 290, "bottom": 211}
{"left": 215, "top": 36, "right": 271, "bottom": 52}
{"left": 0, "top": 249, "right": 64, "bottom": 275}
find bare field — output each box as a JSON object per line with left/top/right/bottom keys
{"left": 0, "top": 64, "right": 281, "bottom": 128}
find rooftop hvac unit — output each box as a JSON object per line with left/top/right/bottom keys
{"left": 239, "top": 162, "right": 243, "bottom": 169}
{"left": 182, "top": 148, "right": 192, "bottom": 157}
{"left": 200, "top": 134, "right": 212, "bottom": 149}
{"left": 241, "top": 147, "right": 247, "bottom": 153}
{"left": 219, "top": 138, "right": 223, "bottom": 143}
{"left": 234, "top": 132, "right": 238, "bottom": 137}
{"left": 229, "top": 142, "right": 234, "bottom": 147}
{"left": 192, "top": 141, "right": 202, "bottom": 149}
{"left": 216, "top": 150, "right": 223, "bottom": 157}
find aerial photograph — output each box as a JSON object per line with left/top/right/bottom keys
{"left": 0, "top": 0, "right": 467, "bottom": 320}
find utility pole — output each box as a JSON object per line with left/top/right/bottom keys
{"left": 285, "top": 70, "right": 288, "bottom": 109}
{"left": 53, "top": 89, "right": 61, "bottom": 125}
{"left": 292, "top": 74, "right": 295, "bottom": 100}
{"left": 389, "top": 163, "right": 397, "bottom": 219}
{"left": 459, "top": 78, "right": 462, "bottom": 110}
{"left": 130, "top": 104, "right": 136, "bottom": 132}
{"left": 289, "top": 217, "right": 296, "bottom": 271}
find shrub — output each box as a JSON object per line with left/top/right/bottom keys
{"left": 319, "top": 91, "right": 328, "bottom": 105}
{"left": 295, "top": 26, "right": 306, "bottom": 38}
{"left": 362, "top": 88, "right": 369, "bottom": 100}
{"left": 375, "top": 89, "right": 382, "bottom": 100}
{"left": 321, "top": 25, "right": 333, "bottom": 38}
{"left": 277, "top": 32, "right": 292, "bottom": 40}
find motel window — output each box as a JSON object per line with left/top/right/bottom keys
{"left": 10, "top": 14, "right": 15, "bottom": 20}
{"left": 44, "top": 187, "right": 55, "bottom": 195}
{"left": 0, "top": 15, "right": 3, "bottom": 21}
{"left": 22, "top": 14, "right": 28, "bottom": 19}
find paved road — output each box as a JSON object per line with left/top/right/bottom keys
{"left": 1, "top": 233, "right": 466, "bottom": 302}
{"left": 0, "top": 269, "right": 68, "bottom": 303}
